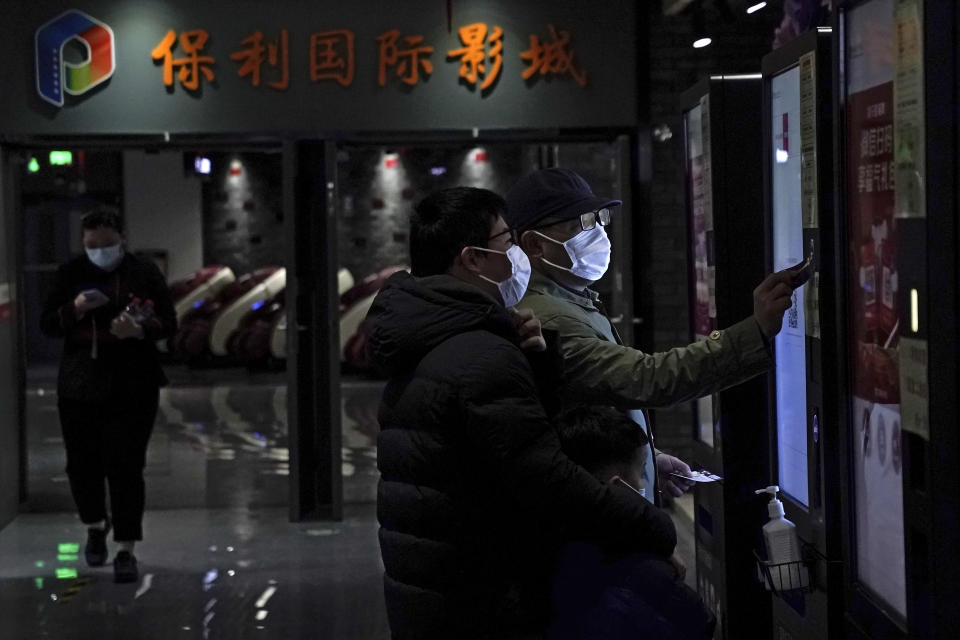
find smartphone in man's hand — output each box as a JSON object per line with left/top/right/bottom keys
{"left": 789, "top": 240, "right": 816, "bottom": 289}
{"left": 81, "top": 289, "right": 110, "bottom": 305}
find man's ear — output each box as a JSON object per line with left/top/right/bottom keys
{"left": 458, "top": 246, "right": 484, "bottom": 274}
{"left": 520, "top": 230, "right": 544, "bottom": 259}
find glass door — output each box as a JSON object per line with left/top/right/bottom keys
{"left": 684, "top": 101, "right": 717, "bottom": 450}
{"left": 842, "top": 0, "right": 907, "bottom": 625}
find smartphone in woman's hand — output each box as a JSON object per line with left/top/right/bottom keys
{"left": 81, "top": 289, "right": 110, "bottom": 306}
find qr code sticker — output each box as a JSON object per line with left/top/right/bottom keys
{"left": 788, "top": 291, "right": 799, "bottom": 329}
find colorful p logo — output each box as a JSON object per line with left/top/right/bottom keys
{"left": 35, "top": 10, "right": 116, "bottom": 107}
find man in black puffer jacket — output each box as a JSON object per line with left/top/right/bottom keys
{"left": 367, "top": 188, "right": 677, "bottom": 639}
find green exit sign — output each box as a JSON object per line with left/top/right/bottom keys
{"left": 49, "top": 151, "right": 73, "bottom": 166}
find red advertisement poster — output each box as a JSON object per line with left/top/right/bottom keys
{"left": 846, "top": 0, "right": 905, "bottom": 617}
{"left": 847, "top": 81, "right": 899, "bottom": 404}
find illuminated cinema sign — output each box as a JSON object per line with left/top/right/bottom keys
{"left": 35, "top": 10, "right": 116, "bottom": 107}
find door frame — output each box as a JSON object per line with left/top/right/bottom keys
{"left": 1, "top": 125, "right": 647, "bottom": 524}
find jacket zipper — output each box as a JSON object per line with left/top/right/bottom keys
{"left": 596, "top": 296, "right": 660, "bottom": 505}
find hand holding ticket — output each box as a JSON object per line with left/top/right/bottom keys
{"left": 753, "top": 269, "right": 798, "bottom": 339}
{"left": 669, "top": 469, "right": 723, "bottom": 484}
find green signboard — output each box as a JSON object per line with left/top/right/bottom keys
{"left": 1, "top": 0, "right": 638, "bottom": 136}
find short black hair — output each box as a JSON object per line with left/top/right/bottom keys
{"left": 81, "top": 207, "right": 123, "bottom": 234}
{"left": 557, "top": 406, "right": 644, "bottom": 476}
{"left": 409, "top": 187, "right": 506, "bottom": 277}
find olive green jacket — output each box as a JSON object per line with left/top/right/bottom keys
{"left": 518, "top": 270, "right": 773, "bottom": 501}
{"left": 519, "top": 270, "right": 773, "bottom": 411}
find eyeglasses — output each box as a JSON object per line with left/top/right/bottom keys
{"left": 532, "top": 208, "right": 612, "bottom": 234}
{"left": 578, "top": 208, "right": 612, "bottom": 231}
{"left": 488, "top": 227, "right": 519, "bottom": 245}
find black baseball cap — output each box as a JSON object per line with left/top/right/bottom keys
{"left": 505, "top": 168, "right": 622, "bottom": 231}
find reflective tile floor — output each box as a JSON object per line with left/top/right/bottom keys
{"left": 23, "top": 368, "right": 384, "bottom": 512}
{"left": 0, "top": 503, "right": 694, "bottom": 640}
{"left": 9, "top": 366, "right": 696, "bottom": 640}
{"left": 0, "top": 505, "right": 389, "bottom": 640}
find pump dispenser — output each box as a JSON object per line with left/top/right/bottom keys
{"left": 755, "top": 485, "right": 807, "bottom": 590}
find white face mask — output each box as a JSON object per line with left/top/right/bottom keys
{"left": 85, "top": 244, "right": 124, "bottom": 271}
{"left": 534, "top": 224, "right": 611, "bottom": 282}
{"left": 470, "top": 244, "right": 532, "bottom": 308}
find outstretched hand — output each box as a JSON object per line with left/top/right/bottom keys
{"left": 657, "top": 453, "right": 695, "bottom": 498}
{"left": 752, "top": 270, "right": 795, "bottom": 339}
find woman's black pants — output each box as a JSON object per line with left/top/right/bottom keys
{"left": 58, "top": 387, "right": 159, "bottom": 541}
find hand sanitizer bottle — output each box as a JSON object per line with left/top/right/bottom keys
{"left": 755, "top": 485, "right": 807, "bottom": 591}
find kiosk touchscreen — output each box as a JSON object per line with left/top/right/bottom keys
{"left": 770, "top": 64, "right": 809, "bottom": 508}
{"left": 762, "top": 27, "right": 843, "bottom": 640}
{"left": 681, "top": 75, "right": 769, "bottom": 640}
{"left": 836, "top": 1, "right": 960, "bottom": 636}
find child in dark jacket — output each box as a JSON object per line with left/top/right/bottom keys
{"left": 550, "top": 406, "right": 717, "bottom": 640}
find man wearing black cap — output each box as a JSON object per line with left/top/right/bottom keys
{"left": 505, "top": 168, "right": 795, "bottom": 508}
{"left": 367, "top": 187, "right": 678, "bottom": 639}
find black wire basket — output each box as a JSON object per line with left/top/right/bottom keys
{"left": 753, "top": 540, "right": 819, "bottom": 596}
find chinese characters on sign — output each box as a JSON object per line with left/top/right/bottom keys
{"left": 230, "top": 30, "right": 290, "bottom": 90}
{"left": 151, "top": 30, "right": 215, "bottom": 91}
{"left": 151, "top": 23, "right": 589, "bottom": 92}
{"left": 857, "top": 117, "right": 895, "bottom": 194}
{"left": 377, "top": 30, "right": 434, "bottom": 86}
{"left": 447, "top": 23, "right": 503, "bottom": 90}
{"left": 310, "top": 30, "right": 355, "bottom": 86}
{"left": 520, "top": 24, "right": 587, "bottom": 87}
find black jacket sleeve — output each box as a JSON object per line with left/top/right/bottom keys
{"left": 40, "top": 264, "right": 80, "bottom": 338}
{"left": 140, "top": 261, "right": 177, "bottom": 342}
{"left": 459, "top": 340, "right": 677, "bottom": 557}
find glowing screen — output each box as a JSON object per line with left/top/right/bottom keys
{"left": 771, "top": 66, "right": 809, "bottom": 507}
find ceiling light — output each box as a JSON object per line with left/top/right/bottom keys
{"left": 747, "top": 2, "right": 768, "bottom": 13}
{"left": 653, "top": 125, "right": 673, "bottom": 142}
{"left": 693, "top": 37, "right": 712, "bottom": 49}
